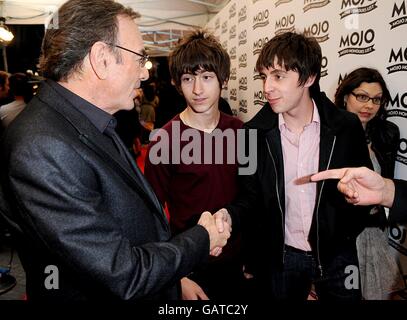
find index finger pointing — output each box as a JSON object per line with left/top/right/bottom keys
{"left": 311, "top": 168, "right": 347, "bottom": 182}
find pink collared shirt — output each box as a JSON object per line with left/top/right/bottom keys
{"left": 279, "top": 102, "right": 320, "bottom": 252}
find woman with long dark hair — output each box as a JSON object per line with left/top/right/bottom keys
{"left": 335, "top": 67, "right": 405, "bottom": 299}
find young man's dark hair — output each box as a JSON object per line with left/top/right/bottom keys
{"left": 256, "top": 31, "right": 322, "bottom": 96}
{"left": 39, "top": 0, "right": 139, "bottom": 81}
{"left": 169, "top": 30, "right": 230, "bottom": 93}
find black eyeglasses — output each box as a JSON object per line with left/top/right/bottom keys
{"left": 351, "top": 92, "right": 383, "bottom": 105}
{"left": 107, "top": 43, "right": 149, "bottom": 68}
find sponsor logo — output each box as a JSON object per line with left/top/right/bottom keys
{"left": 239, "top": 53, "right": 248, "bottom": 68}
{"left": 254, "top": 90, "right": 266, "bottom": 107}
{"left": 230, "top": 88, "right": 238, "bottom": 101}
{"left": 222, "top": 21, "right": 228, "bottom": 34}
{"left": 275, "top": 0, "right": 293, "bottom": 7}
{"left": 238, "top": 5, "right": 247, "bottom": 23}
{"left": 304, "top": 0, "right": 331, "bottom": 13}
{"left": 239, "top": 77, "right": 248, "bottom": 91}
{"left": 340, "top": 0, "right": 377, "bottom": 19}
{"left": 303, "top": 21, "right": 329, "bottom": 43}
{"left": 275, "top": 14, "right": 296, "bottom": 36}
{"left": 388, "top": 92, "right": 407, "bottom": 110}
{"left": 253, "top": 67, "right": 263, "bottom": 80}
{"left": 229, "top": 25, "right": 237, "bottom": 40}
{"left": 239, "top": 99, "right": 248, "bottom": 114}
{"left": 338, "top": 29, "right": 375, "bottom": 57}
{"left": 337, "top": 72, "right": 349, "bottom": 85}
{"left": 222, "top": 40, "right": 228, "bottom": 50}
{"left": 239, "top": 30, "right": 247, "bottom": 46}
{"left": 229, "top": 46, "right": 237, "bottom": 60}
{"left": 253, "top": 9, "right": 270, "bottom": 30}
{"left": 215, "top": 18, "right": 220, "bottom": 30}
{"left": 390, "top": 1, "right": 407, "bottom": 29}
{"left": 389, "top": 226, "right": 407, "bottom": 253}
{"left": 229, "top": 3, "right": 236, "bottom": 19}
{"left": 253, "top": 37, "right": 269, "bottom": 56}
{"left": 321, "top": 56, "right": 328, "bottom": 77}
{"left": 387, "top": 47, "right": 407, "bottom": 74}
{"left": 230, "top": 67, "right": 237, "bottom": 81}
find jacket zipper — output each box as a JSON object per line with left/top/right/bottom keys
{"left": 315, "top": 136, "right": 337, "bottom": 277}
{"left": 265, "top": 139, "right": 286, "bottom": 263}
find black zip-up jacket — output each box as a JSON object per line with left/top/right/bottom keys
{"left": 227, "top": 92, "right": 372, "bottom": 276}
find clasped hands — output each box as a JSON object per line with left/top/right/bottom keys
{"left": 197, "top": 208, "right": 232, "bottom": 257}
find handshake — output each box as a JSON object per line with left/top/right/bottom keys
{"left": 197, "top": 208, "right": 232, "bottom": 257}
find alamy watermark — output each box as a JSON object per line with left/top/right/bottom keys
{"left": 148, "top": 121, "right": 258, "bottom": 175}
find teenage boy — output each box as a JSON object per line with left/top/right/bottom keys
{"left": 221, "top": 32, "right": 372, "bottom": 300}
{"left": 144, "top": 30, "right": 244, "bottom": 300}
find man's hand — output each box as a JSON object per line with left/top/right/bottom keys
{"left": 213, "top": 208, "right": 232, "bottom": 233}
{"left": 209, "top": 208, "right": 232, "bottom": 256}
{"left": 310, "top": 166, "right": 395, "bottom": 207}
{"left": 198, "top": 211, "right": 230, "bottom": 256}
{"left": 180, "top": 277, "right": 209, "bottom": 300}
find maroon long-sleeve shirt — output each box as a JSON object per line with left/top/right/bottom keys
{"left": 144, "top": 112, "right": 243, "bottom": 235}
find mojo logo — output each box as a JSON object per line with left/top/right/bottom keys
{"left": 340, "top": 0, "right": 377, "bottom": 19}
{"left": 275, "top": 0, "right": 293, "bottom": 7}
{"left": 389, "top": 226, "right": 407, "bottom": 254}
{"left": 253, "top": 67, "right": 263, "bottom": 81}
{"left": 338, "top": 29, "right": 375, "bottom": 57}
{"left": 229, "top": 25, "right": 237, "bottom": 40}
{"left": 229, "top": 46, "right": 237, "bottom": 60}
{"left": 239, "top": 99, "right": 248, "bottom": 113}
{"left": 222, "top": 40, "right": 228, "bottom": 50}
{"left": 229, "top": 3, "right": 236, "bottom": 19}
{"left": 304, "top": 0, "right": 331, "bottom": 13}
{"left": 253, "top": 9, "right": 269, "bottom": 30}
{"left": 230, "top": 67, "right": 237, "bottom": 81}
{"left": 387, "top": 92, "right": 407, "bottom": 120}
{"left": 230, "top": 88, "right": 238, "bottom": 101}
{"left": 387, "top": 47, "right": 407, "bottom": 74}
{"left": 215, "top": 18, "right": 220, "bottom": 30}
{"left": 304, "top": 21, "right": 329, "bottom": 43}
{"left": 390, "top": 1, "right": 407, "bottom": 29}
{"left": 239, "top": 30, "right": 247, "bottom": 46}
{"left": 239, "top": 77, "right": 248, "bottom": 91}
{"left": 321, "top": 56, "right": 328, "bottom": 77}
{"left": 337, "top": 72, "right": 349, "bottom": 86}
{"left": 238, "top": 5, "right": 247, "bottom": 23}
{"left": 222, "top": 21, "right": 228, "bottom": 34}
{"left": 275, "top": 14, "right": 295, "bottom": 36}
{"left": 253, "top": 37, "right": 269, "bottom": 56}
{"left": 239, "top": 53, "right": 248, "bottom": 68}
{"left": 254, "top": 91, "right": 266, "bottom": 107}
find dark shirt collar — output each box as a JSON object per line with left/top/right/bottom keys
{"left": 49, "top": 80, "right": 116, "bottom": 133}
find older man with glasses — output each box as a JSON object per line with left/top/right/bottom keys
{"left": 0, "top": 0, "right": 231, "bottom": 301}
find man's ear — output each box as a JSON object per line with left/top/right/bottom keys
{"left": 222, "top": 80, "right": 228, "bottom": 89}
{"left": 304, "top": 74, "right": 316, "bottom": 88}
{"left": 88, "top": 41, "right": 111, "bottom": 80}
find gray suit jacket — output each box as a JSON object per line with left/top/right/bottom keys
{"left": 0, "top": 80, "right": 209, "bottom": 301}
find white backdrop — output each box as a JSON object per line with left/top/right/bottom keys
{"left": 206, "top": 0, "right": 407, "bottom": 287}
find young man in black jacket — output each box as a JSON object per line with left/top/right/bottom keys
{"left": 220, "top": 32, "right": 372, "bottom": 300}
